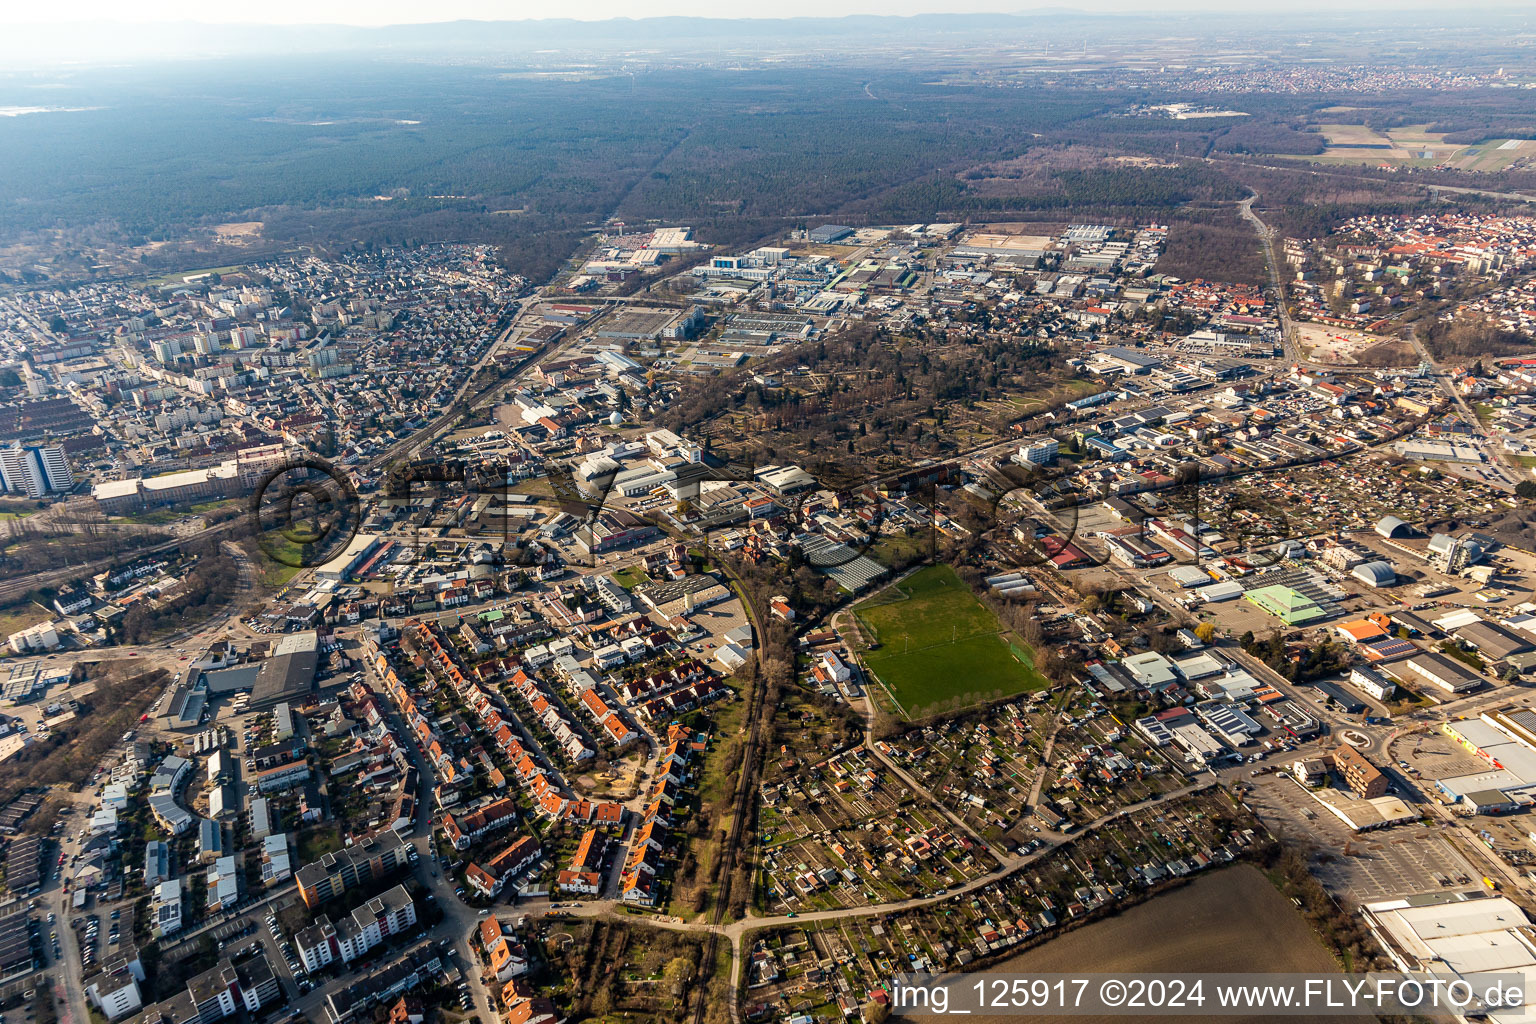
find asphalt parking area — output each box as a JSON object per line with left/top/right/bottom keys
{"left": 1243, "top": 773, "right": 1477, "bottom": 902}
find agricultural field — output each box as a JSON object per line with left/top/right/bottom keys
{"left": 1446, "top": 137, "right": 1536, "bottom": 172}
{"left": 989, "top": 863, "right": 1342, "bottom": 976}
{"left": 853, "top": 564, "right": 1049, "bottom": 718}
{"left": 1300, "top": 122, "right": 1536, "bottom": 171}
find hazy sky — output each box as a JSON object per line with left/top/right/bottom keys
{"left": 0, "top": 0, "right": 1513, "bottom": 25}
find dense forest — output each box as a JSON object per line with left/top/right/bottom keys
{"left": 6, "top": 61, "right": 1536, "bottom": 285}
{"left": 1420, "top": 317, "right": 1536, "bottom": 360}
{"left": 1, "top": 64, "right": 1096, "bottom": 282}
{"left": 1152, "top": 208, "right": 1267, "bottom": 285}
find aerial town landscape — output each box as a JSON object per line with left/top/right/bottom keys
{"left": 6, "top": 3, "right": 1536, "bottom": 1024}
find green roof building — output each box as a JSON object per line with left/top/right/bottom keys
{"left": 1244, "top": 585, "right": 1326, "bottom": 625}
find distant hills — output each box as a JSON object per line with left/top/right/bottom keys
{"left": 1, "top": 7, "right": 1527, "bottom": 69}
{"left": 7, "top": 13, "right": 1102, "bottom": 66}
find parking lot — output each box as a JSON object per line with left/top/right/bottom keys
{"left": 1395, "top": 728, "right": 1488, "bottom": 781}
{"left": 1243, "top": 772, "right": 1479, "bottom": 902}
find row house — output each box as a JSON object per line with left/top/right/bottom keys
{"left": 556, "top": 828, "right": 607, "bottom": 895}
{"left": 465, "top": 835, "right": 542, "bottom": 897}
{"left": 478, "top": 918, "right": 531, "bottom": 983}
{"left": 414, "top": 643, "right": 625, "bottom": 831}
{"left": 441, "top": 798, "right": 518, "bottom": 851}
{"left": 254, "top": 760, "right": 311, "bottom": 794}
{"left": 614, "top": 660, "right": 710, "bottom": 705}
{"left": 577, "top": 688, "right": 635, "bottom": 747}
{"left": 504, "top": 668, "right": 593, "bottom": 762}
{"left": 633, "top": 680, "right": 731, "bottom": 723}
{"left": 618, "top": 724, "right": 698, "bottom": 906}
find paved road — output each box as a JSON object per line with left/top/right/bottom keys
{"left": 1238, "top": 191, "right": 1296, "bottom": 364}
{"left": 1401, "top": 323, "right": 1523, "bottom": 488}
{"left": 51, "top": 809, "right": 92, "bottom": 1024}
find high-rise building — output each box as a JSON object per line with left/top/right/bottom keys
{"left": 35, "top": 445, "right": 72, "bottom": 492}
{"left": 0, "top": 447, "right": 44, "bottom": 498}
{"left": 0, "top": 445, "right": 72, "bottom": 497}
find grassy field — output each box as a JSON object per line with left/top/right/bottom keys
{"left": 139, "top": 262, "right": 248, "bottom": 287}
{"left": 0, "top": 603, "right": 49, "bottom": 637}
{"left": 610, "top": 566, "right": 648, "bottom": 589}
{"left": 853, "top": 564, "right": 1048, "bottom": 718}
{"left": 246, "top": 536, "right": 304, "bottom": 589}
{"left": 1312, "top": 122, "right": 1395, "bottom": 148}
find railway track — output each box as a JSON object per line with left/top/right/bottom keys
{"left": 691, "top": 576, "right": 770, "bottom": 1024}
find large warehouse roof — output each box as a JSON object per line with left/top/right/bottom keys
{"left": 1363, "top": 892, "right": 1536, "bottom": 1019}
{"left": 1167, "top": 565, "right": 1214, "bottom": 588}
{"left": 1244, "top": 585, "right": 1326, "bottom": 625}
{"left": 251, "top": 633, "right": 320, "bottom": 709}
{"left": 1352, "top": 560, "right": 1396, "bottom": 587}
{"left": 1456, "top": 621, "right": 1536, "bottom": 660}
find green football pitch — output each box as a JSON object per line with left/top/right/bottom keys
{"left": 853, "top": 563, "right": 1049, "bottom": 717}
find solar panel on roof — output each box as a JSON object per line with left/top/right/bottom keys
{"left": 1363, "top": 637, "right": 1418, "bottom": 659}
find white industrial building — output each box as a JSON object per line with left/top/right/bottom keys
{"left": 1383, "top": 652, "right": 1483, "bottom": 695}
{"left": 1201, "top": 580, "right": 1245, "bottom": 603}
{"left": 1435, "top": 715, "right": 1536, "bottom": 808}
{"left": 1352, "top": 560, "right": 1396, "bottom": 588}
{"left": 1362, "top": 892, "right": 1536, "bottom": 1023}
{"left": 1122, "top": 651, "right": 1178, "bottom": 690}
{"left": 1167, "top": 565, "right": 1215, "bottom": 589}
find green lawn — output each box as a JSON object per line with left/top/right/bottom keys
{"left": 251, "top": 536, "right": 305, "bottom": 588}
{"left": 610, "top": 566, "right": 649, "bottom": 590}
{"left": 140, "top": 263, "right": 248, "bottom": 287}
{"left": 113, "top": 509, "right": 182, "bottom": 526}
{"left": 297, "top": 826, "right": 344, "bottom": 862}
{"left": 853, "top": 563, "right": 1049, "bottom": 718}
{"left": 0, "top": 603, "right": 49, "bottom": 636}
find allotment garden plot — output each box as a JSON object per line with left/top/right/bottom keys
{"left": 756, "top": 746, "right": 998, "bottom": 912}
{"left": 744, "top": 791, "right": 1265, "bottom": 1011}
{"left": 881, "top": 692, "right": 1194, "bottom": 845}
